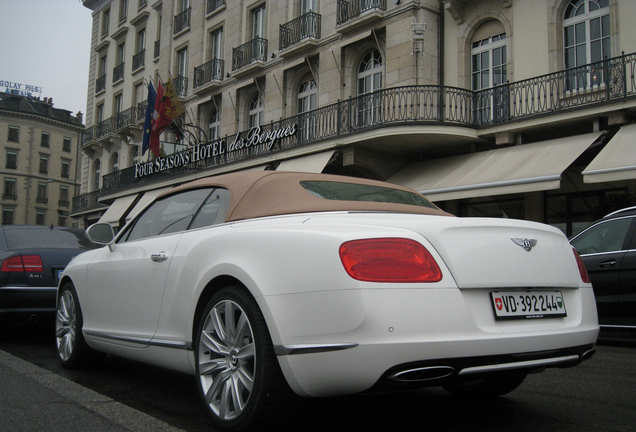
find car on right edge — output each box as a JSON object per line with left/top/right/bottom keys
{"left": 570, "top": 206, "right": 636, "bottom": 328}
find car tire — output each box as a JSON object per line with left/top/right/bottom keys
{"left": 195, "top": 286, "right": 289, "bottom": 431}
{"left": 55, "top": 282, "right": 103, "bottom": 369}
{"left": 443, "top": 372, "right": 527, "bottom": 398}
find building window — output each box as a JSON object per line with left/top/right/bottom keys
{"left": 119, "top": 0, "right": 128, "bottom": 23}
{"left": 39, "top": 156, "right": 49, "bottom": 174}
{"left": 97, "top": 103, "right": 105, "bottom": 123}
{"left": 6, "top": 151, "right": 17, "bottom": 169}
{"left": 8, "top": 126, "right": 19, "bottom": 142}
{"left": 563, "top": 0, "right": 610, "bottom": 89}
{"left": 93, "top": 159, "right": 101, "bottom": 190}
{"left": 2, "top": 208, "right": 14, "bottom": 225}
{"left": 63, "top": 137, "right": 71, "bottom": 152}
{"left": 175, "top": 48, "right": 189, "bottom": 96}
{"left": 59, "top": 186, "right": 69, "bottom": 207}
{"left": 41, "top": 132, "right": 50, "bottom": 148}
{"left": 134, "top": 28, "right": 146, "bottom": 70}
{"left": 211, "top": 28, "right": 223, "bottom": 60}
{"left": 252, "top": 5, "right": 266, "bottom": 39}
{"left": 298, "top": 78, "right": 317, "bottom": 141}
{"left": 111, "top": 152, "right": 119, "bottom": 172}
{"left": 36, "top": 211, "right": 45, "bottom": 226}
{"left": 37, "top": 182, "right": 48, "bottom": 204}
{"left": 471, "top": 33, "right": 507, "bottom": 90}
{"left": 102, "top": 8, "right": 110, "bottom": 37}
{"left": 58, "top": 214, "right": 67, "bottom": 227}
{"left": 357, "top": 50, "right": 383, "bottom": 126}
{"left": 209, "top": 106, "right": 221, "bottom": 140}
{"left": 61, "top": 160, "right": 71, "bottom": 178}
{"left": 129, "top": 145, "right": 139, "bottom": 167}
{"left": 3, "top": 178, "right": 16, "bottom": 200}
{"left": 248, "top": 92, "right": 264, "bottom": 129}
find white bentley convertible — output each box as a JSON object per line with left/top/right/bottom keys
{"left": 55, "top": 171, "right": 598, "bottom": 431}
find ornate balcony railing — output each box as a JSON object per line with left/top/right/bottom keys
{"left": 194, "top": 59, "right": 224, "bottom": 88}
{"left": 96, "top": 74, "right": 107, "bottom": 93}
{"left": 232, "top": 38, "right": 268, "bottom": 71}
{"left": 113, "top": 63, "right": 125, "bottom": 83}
{"left": 206, "top": 0, "right": 225, "bottom": 14}
{"left": 174, "top": 76, "right": 188, "bottom": 96}
{"left": 72, "top": 190, "right": 106, "bottom": 214}
{"left": 337, "top": 0, "right": 386, "bottom": 25}
{"left": 77, "top": 52, "right": 636, "bottom": 206}
{"left": 174, "top": 7, "right": 191, "bottom": 34}
{"left": 280, "top": 12, "right": 321, "bottom": 51}
{"left": 133, "top": 49, "right": 145, "bottom": 70}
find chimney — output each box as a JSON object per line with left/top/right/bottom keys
{"left": 76, "top": 111, "right": 83, "bottom": 123}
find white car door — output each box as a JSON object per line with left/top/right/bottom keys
{"left": 84, "top": 187, "right": 216, "bottom": 344}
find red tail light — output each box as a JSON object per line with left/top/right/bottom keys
{"left": 339, "top": 238, "right": 443, "bottom": 283}
{"left": 1, "top": 255, "right": 44, "bottom": 273}
{"left": 573, "top": 248, "right": 591, "bottom": 283}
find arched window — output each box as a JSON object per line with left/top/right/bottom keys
{"left": 248, "top": 92, "right": 264, "bottom": 129}
{"left": 563, "top": 0, "right": 610, "bottom": 89}
{"left": 209, "top": 107, "right": 221, "bottom": 140}
{"left": 298, "top": 78, "right": 317, "bottom": 141}
{"left": 357, "top": 50, "right": 383, "bottom": 126}
{"left": 93, "top": 159, "right": 101, "bottom": 191}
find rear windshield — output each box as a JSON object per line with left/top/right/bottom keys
{"left": 4, "top": 228, "right": 95, "bottom": 250}
{"left": 300, "top": 181, "right": 438, "bottom": 209}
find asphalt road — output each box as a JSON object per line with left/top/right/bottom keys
{"left": 1, "top": 322, "right": 635, "bottom": 432}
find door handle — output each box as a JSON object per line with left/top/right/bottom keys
{"left": 151, "top": 252, "right": 168, "bottom": 262}
{"left": 598, "top": 260, "right": 616, "bottom": 268}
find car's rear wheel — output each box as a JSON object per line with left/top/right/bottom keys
{"left": 55, "top": 282, "right": 102, "bottom": 368}
{"left": 443, "top": 372, "right": 527, "bottom": 398}
{"left": 195, "top": 286, "right": 287, "bottom": 431}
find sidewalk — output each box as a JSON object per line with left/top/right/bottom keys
{"left": 0, "top": 349, "right": 185, "bottom": 432}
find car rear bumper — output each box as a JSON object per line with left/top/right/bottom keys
{"left": 0, "top": 286, "right": 57, "bottom": 321}
{"left": 263, "top": 286, "right": 599, "bottom": 397}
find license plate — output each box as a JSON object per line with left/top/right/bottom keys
{"left": 490, "top": 291, "right": 567, "bottom": 320}
{"left": 57, "top": 269, "right": 64, "bottom": 283}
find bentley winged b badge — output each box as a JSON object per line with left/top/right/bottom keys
{"left": 511, "top": 238, "right": 538, "bottom": 251}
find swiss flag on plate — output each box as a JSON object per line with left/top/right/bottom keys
{"left": 494, "top": 297, "right": 503, "bottom": 311}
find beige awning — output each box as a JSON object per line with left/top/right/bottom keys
{"left": 126, "top": 186, "right": 174, "bottom": 221}
{"left": 583, "top": 124, "right": 636, "bottom": 183}
{"left": 276, "top": 151, "right": 334, "bottom": 173}
{"left": 387, "top": 132, "right": 601, "bottom": 202}
{"left": 98, "top": 194, "right": 139, "bottom": 225}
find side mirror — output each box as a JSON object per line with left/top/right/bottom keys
{"left": 86, "top": 223, "right": 115, "bottom": 245}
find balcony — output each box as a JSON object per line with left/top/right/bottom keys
{"left": 174, "top": 7, "right": 191, "bottom": 35}
{"left": 36, "top": 197, "right": 48, "bottom": 204}
{"left": 113, "top": 63, "right": 125, "bottom": 83}
{"left": 337, "top": 0, "right": 386, "bottom": 31}
{"left": 132, "top": 49, "right": 145, "bottom": 71}
{"left": 194, "top": 59, "right": 224, "bottom": 91}
{"left": 96, "top": 74, "right": 107, "bottom": 94}
{"left": 279, "top": 12, "right": 321, "bottom": 57}
{"left": 232, "top": 38, "right": 268, "bottom": 74}
{"left": 206, "top": 0, "right": 225, "bottom": 14}
{"left": 77, "top": 52, "right": 636, "bottom": 201}
{"left": 174, "top": 76, "right": 188, "bottom": 97}
{"left": 72, "top": 190, "right": 107, "bottom": 214}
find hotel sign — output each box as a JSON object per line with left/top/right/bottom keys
{"left": 134, "top": 124, "right": 298, "bottom": 179}
{"left": 1, "top": 80, "right": 42, "bottom": 97}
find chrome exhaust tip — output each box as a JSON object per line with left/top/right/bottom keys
{"left": 581, "top": 349, "right": 596, "bottom": 361}
{"left": 387, "top": 366, "right": 456, "bottom": 383}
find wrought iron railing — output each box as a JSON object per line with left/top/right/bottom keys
{"left": 280, "top": 12, "right": 321, "bottom": 51}
{"left": 72, "top": 190, "right": 106, "bottom": 214}
{"left": 133, "top": 49, "right": 145, "bottom": 70}
{"left": 194, "top": 59, "right": 224, "bottom": 88}
{"left": 232, "top": 38, "right": 268, "bottom": 71}
{"left": 337, "top": 0, "right": 386, "bottom": 25}
{"left": 174, "top": 7, "right": 191, "bottom": 34}
{"left": 174, "top": 76, "right": 188, "bottom": 96}
{"left": 206, "top": 0, "right": 225, "bottom": 14}
{"left": 96, "top": 74, "right": 107, "bottom": 93}
{"left": 113, "top": 63, "right": 125, "bottom": 83}
{"left": 76, "top": 52, "right": 636, "bottom": 210}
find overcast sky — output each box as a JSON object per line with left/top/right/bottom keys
{"left": 0, "top": 0, "right": 93, "bottom": 116}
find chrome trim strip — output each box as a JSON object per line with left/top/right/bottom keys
{"left": 458, "top": 355, "right": 580, "bottom": 375}
{"left": 84, "top": 331, "right": 192, "bottom": 351}
{"left": 275, "top": 342, "right": 359, "bottom": 356}
{"left": 0, "top": 286, "right": 57, "bottom": 291}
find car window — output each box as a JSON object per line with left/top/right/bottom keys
{"left": 189, "top": 188, "right": 231, "bottom": 230}
{"left": 300, "top": 181, "right": 438, "bottom": 209}
{"left": 571, "top": 218, "right": 633, "bottom": 255}
{"left": 124, "top": 188, "right": 214, "bottom": 242}
{"left": 3, "top": 228, "right": 95, "bottom": 250}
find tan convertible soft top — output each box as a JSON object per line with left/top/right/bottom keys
{"left": 159, "top": 171, "right": 452, "bottom": 222}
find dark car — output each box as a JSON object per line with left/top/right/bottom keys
{"left": 0, "top": 225, "right": 96, "bottom": 324}
{"left": 570, "top": 206, "right": 636, "bottom": 328}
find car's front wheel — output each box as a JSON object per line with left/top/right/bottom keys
{"left": 55, "top": 282, "right": 102, "bottom": 368}
{"left": 195, "top": 286, "right": 287, "bottom": 431}
{"left": 443, "top": 372, "right": 527, "bottom": 398}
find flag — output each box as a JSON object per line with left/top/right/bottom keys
{"left": 149, "top": 81, "right": 164, "bottom": 157}
{"left": 141, "top": 82, "right": 156, "bottom": 155}
{"left": 154, "top": 77, "right": 186, "bottom": 135}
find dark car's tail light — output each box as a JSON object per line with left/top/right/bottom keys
{"left": 573, "top": 248, "right": 591, "bottom": 284}
{"left": 1, "top": 255, "right": 44, "bottom": 273}
{"left": 339, "top": 238, "right": 443, "bottom": 283}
